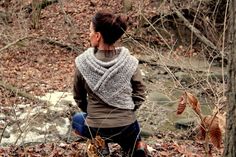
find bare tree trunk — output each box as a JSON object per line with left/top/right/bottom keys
{"left": 223, "top": 0, "right": 236, "bottom": 156}
{"left": 31, "top": 0, "right": 42, "bottom": 29}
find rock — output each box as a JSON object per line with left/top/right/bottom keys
{"left": 38, "top": 92, "right": 75, "bottom": 106}
{"left": 148, "top": 91, "right": 171, "bottom": 105}
{"left": 207, "top": 72, "right": 227, "bottom": 82}
{"left": 59, "top": 100, "right": 73, "bottom": 106}
{"left": 16, "top": 104, "right": 30, "bottom": 112}
{"left": 1, "top": 129, "right": 10, "bottom": 138}
{"left": 54, "top": 117, "right": 66, "bottom": 126}
{"left": 174, "top": 72, "right": 194, "bottom": 84}
{"left": 156, "top": 75, "right": 171, "bottom": 81}
{"left": 0, "top": 113, "right": 6, "bottom": 120}
{"left": 175, "top": 118, "right": 196, "bottom": 130}
{"left": 170, "top": 89, "right": 184, "bottom": 99}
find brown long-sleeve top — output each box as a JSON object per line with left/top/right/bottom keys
{"left": 73, "top": 49, "right": 146, "bottom": 128}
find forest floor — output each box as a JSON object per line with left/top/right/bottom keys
{"left": 0, "top": 0, "right": 225, "bottom": 156}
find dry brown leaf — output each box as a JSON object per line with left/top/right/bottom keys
{"left": 196, "top": 125, "right": 206, "bottom": 141}
{"left": 94, "top": 136, "right": 105, "bottom": 148}
{"left": 212, "top": 108, "right": 226, "bottom": 134}
{"left": 86, "top": 140, "right": 99, "bottom": 157}
{"left": 217, "top": 112, "right": 226, "bottom": 134}
{"left": 86, "top": 136, "right": 106, "bottom": 157}
{"left": 186, "top": 92, "right": 201, "bottom": 114}
{"left": 176, "top": 96, "right": 186, "bottom": 115}
{"left": 209, "top": 125, "right": 222, "bottom": 149}
{"left": 203, "top": 116, "right": 222, "bottom": 149}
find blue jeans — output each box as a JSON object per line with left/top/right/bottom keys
{"left": 72, "top": 112, "right": 142, "bottom": 153}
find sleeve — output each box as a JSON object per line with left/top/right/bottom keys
{"left": 131, "top": 66, "right": 146, "bottom": 111}
{"left": 73, "top": 68, "right": 88, "bottom": 112}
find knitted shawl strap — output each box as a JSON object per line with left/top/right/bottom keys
{"left": 75, "top": 47, "right": 139, "bottom": 110}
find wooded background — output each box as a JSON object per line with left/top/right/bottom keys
{"left": 0, "top": 0, "right": 235, "bottom": 156}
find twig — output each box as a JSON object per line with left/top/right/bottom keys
{"left": 0, "top": 123, "right": 9, "bottom": 143}
{"left": 11, "top": 104, "right": 23, "bottom": 133}
{"left": 221, "top": 0, "right": 230, "bottom": 97}
{"left": 141, "top": 14, "right": 172, "bottom": 50}
{"left": 14, "top": 111, "right": 41, "bottom": 145}
{"left": 190, "top": 0, "right": 202, "bottom": 50}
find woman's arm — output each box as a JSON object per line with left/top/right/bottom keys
{"left": 73, "top": 68, "right": 88, "bottom": 112}
{"left": 131, "top": 67, "right": 146, "bottom": 111}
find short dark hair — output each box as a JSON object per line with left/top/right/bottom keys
{"left": 92, "top": 11, "right": 128, "bottom": 45}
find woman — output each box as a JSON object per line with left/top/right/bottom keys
{"left": 72, "top": 11, "right": 147, "bottom": 157}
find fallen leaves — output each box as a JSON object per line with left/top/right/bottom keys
{"left": 0, "top": 134, "right": 223, "bottom": 157}
{"left": 0, "top": 45, "right": 76, "bottom": 105}
{"left": 86, "top": 136, "right": 106, "bottom": 157}
{"left": 176, "top": 95, "right": 186, "bottom": 115}
{"left": 0, "top": 142, "right": 87, "bottom": 157}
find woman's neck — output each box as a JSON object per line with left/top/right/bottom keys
{"left": 94, "top": 44, "right": 119, "bottom": 60}
{"left": 97, "top": 43, "right": 115, "bottom": 51}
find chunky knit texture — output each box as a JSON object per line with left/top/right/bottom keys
{"left": 75, "top": 47, "right": 138, "bottom": 110}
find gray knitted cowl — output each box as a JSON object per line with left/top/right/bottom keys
{"left": 75, "top": 47, "right": 138, "bottom": 110}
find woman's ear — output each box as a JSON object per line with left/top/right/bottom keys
{"left": 96, "top": 32, "right": 102, "bottom": 42}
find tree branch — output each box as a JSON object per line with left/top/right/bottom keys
{"left": 173, "top": 7, "right": 218, "bottom": 51}
{"left": 0, "top": 36, "right": 82, "bottom": 53}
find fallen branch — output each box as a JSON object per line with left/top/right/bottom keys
{"left": 173, "top": 7, "right": 218, "bottom": 51}
{"left": 0, "top": 36, "right": 82, "bottom": 53}
{"left": 0, "top": 80, "right": 44, "bottom": 103}
{"left": 0, "top": 36, "right": 33, "bottom": 53}
{"left": 39, "top": 37, "right": 83, "bottom": 53}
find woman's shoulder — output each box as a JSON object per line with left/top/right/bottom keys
{"left": 74, "top": 47, "right": 94, "bottom": 68}
{"left": 119, "top": 47, "right": 138, "bottom": 62}
{"left": 75, "top": 47, "right": 94, "bottom": 60}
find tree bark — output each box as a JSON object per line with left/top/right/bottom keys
{"left": 223, "top": 0, "right": 236, "bottom": 156}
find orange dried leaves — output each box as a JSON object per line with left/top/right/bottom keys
{"left": 197, "top": 116, "right": 222, "bottom": 149}
{"left": 176, "top": 92, "right": 201, "bottom": 115}
{"left": 176, "top": 92, "right": 222, "bottom": 149}
{"left": 86, "top": 136, "right": 106, "bottom": 157}
{"left": 177, "top": 96, "right": 187, "bottom": 115}
{"left": 203, "top": 116, "right": 222, "bottom": 149}
{"left": 186, "top": 92, "right": 201, "bottom": 115}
